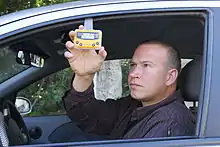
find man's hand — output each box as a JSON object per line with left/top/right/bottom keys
{"left": 64, "top": 25, "right": 107, "bottom": 77}
{"left": 64, "top": 25, "right": 107, "bottom": 92}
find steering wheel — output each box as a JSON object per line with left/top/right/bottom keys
{"left": 2, "top": 100, "right": 30, "bottom": 146}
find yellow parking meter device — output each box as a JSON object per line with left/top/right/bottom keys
{"left": 74, "top": 29, "right": 102, "bottom": 49}
{"left": 74, "top": 18, "right": 102, "bottom": 50}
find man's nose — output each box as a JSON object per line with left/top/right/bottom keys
{"left": 129, "top": 66, "right": 142, "bottom": 78}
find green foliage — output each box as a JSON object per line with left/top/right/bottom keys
{"left": 120, "top": 59, "right": 131, "bottom": 97}
{"left": 18, "top": 62, "right": 131, "bottom": 116}
{"left": 18, "top": 68, "right": 73, "bottom": 116}
{"left": 17, "top": 60, "right": 131, "bottom": 116}
{"left": 35, "top": 0, "right": 75, "bottom": 7}
{"left": 0, "top": 0, "right": 77, "bottom": 16}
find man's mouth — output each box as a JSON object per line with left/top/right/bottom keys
{"left": 130, "top": 83, "right": 142, "bottom": 88}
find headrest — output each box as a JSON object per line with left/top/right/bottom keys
{"left": 178, "top": 56, "right": 203, "bottom": 101}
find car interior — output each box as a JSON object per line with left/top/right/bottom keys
{"left": 0, "top": 11, "right": 205, "bottom": 146}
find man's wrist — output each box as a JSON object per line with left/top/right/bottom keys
{"left": 72, "top": 74, "right": 95, "bottom": 92}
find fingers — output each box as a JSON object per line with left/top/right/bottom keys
{"left": 79, "top": 25, "right": 84, "bottom": 30}
{"left": 69, "top": 25, "right": 84, "bottom": 41}
{"left": 64, "top": 51, "right": 73, "bottom": 59}
{"left": 65, "top": 41, "right": 74, "bottom": 51}
{"left": 98, "top": 47, "right": 107, "bottom": 60}
{"left": 69, "top": 31, "right": 75, "bottom": 41}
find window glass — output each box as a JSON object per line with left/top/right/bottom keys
{"left": 17, "top": 68, "right": 73, "bottom": 116}
{"left": 0, "top": 46, "right": 29, "bottom": 83}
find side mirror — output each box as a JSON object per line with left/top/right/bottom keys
{"left": 16, "top": 51, "right": 45, "bottom": 68}
{"left": 15, "top": 97, "right": 32, "bottom": 116}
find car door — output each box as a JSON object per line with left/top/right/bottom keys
{"left": 17, "top": 68, "right": 74, "bottom": 144}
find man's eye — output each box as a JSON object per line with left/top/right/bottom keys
{"left": 129, "top": 63, "right": 136, "bottom": 71}
{"left": 144, "top": 64, "right": 149, "bottom": 67}
{"left": 130, "top": 63, "right": 136, "bottom": 67}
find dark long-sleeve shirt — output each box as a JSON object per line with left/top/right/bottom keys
{"left": 62, "top": 84, "right": 196, "bottom": 139}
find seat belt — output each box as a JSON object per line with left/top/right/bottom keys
{"left": 0, "top": 111, "right": 9, "bottom": 146}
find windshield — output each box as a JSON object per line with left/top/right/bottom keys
{"left": 0, "top": 46, "right": 29, "bottom": 83}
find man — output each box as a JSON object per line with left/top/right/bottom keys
{"left": 62, "top": 25, "right": 196, "bottom": 140}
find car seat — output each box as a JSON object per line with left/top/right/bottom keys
{"left": 178, "top": 56, "right": 203, "bottom": 116}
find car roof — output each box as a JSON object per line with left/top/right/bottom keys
{"left": 1, "top": 0, "right": 216, "bottom": 27}
{"left": 0, "top": 0, "right": 152, "bottom": 26}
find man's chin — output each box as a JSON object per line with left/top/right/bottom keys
{"left": 130, "top": 93, "right": 144, "bottom": 100}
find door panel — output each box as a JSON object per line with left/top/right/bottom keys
{"left": 23, "top": 115, "right": 71, "bottom": 144}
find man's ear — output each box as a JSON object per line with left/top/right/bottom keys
{"left": 166, "top": 69, "right": 178, "bottom": 86}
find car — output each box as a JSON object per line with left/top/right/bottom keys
{"left": 1, "top": 0, "right": 220, "bottom": 146}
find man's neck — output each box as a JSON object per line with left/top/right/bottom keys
{"left": 141, "top": 86, "right": 176, "bottom": 107}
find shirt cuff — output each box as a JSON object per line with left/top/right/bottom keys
{"left": 70, "top": 83, "right": 94, "bottom": 96}
{"left": 66, "top": 83, "right": 95, "bottom": 104}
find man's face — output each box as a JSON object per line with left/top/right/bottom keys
{"left": 128, "top": 43, "right": 170, "bottom": 102}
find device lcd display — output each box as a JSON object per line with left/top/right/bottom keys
{"left": 77, "top": 32, "right": 99, "bottom": 40}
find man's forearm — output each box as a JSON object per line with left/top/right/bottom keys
{"left": 72, "top": 74, "right": 95, "bottom": 92}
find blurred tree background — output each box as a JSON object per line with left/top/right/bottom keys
{"left": 0, "top": 0, "right": 131, "bottom": 116}
{"left": 18, "top": 68, "right": 73, "bottom": 116}
{"left": 0, "top": 0, "right": 75, "bottom": 16}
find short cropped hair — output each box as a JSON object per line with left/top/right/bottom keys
{"left": 138, "top": 40, "right": 181, "bottom": 74}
